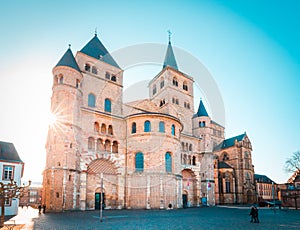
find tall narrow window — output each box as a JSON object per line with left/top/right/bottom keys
{"left": 112, "top": 141, "right": 118, "bottom": 153}
{"left": 59, "top": 76, "right": 64, "bottom": 84}
{"left": 160, "top": 79, "right": 164, "bottom": 88}
{"left": 94, "top": 122, "right": 100, "bottom": 132}
{"left": 183, "top": 81, "right": 188, "bottom": 91}
{"left": 96, "top": 138, "right": 103, "bottom": 151}
{"left": 104, "top": 140, "right": 111, "bottom": 152}
{"left": 159, "top": 121, "right": 165, "bottom": 133}
{"left": 101, "top": 124, "right": 106, "bottom": 134}
{"left": 171, "top": 124, "right": 175, "bottom": 136}
{"left": 192, "top": 156, "right": 196, "bottom": 166}
{"left": 88, "top": 137, "right": 95, "bottom": 150}
{"left": 104, "top": 98, "right": 111, "bottom": 112}
{"left": 88, "top": 93, "right": 96, "bottom": 107}
{"left": 172, "top": 77, "right": 178, "bottom": 87}
{"left": 3, "top": 166, "right": 14, "bottom": 180}
{"left": 135, "top": 152, "right": 144, "bottom": 172}
{"left": 153, "top": 84, "right": 157, "bottom": 95}
{"left": 85, "top": 64, "right": 91, "bottom": 72}
{"left": 225, "top": 181, "right": 231, "bottom": 193}
{"left": 165, "top": 152, "right": 172, "bottom": 172}
{"left": 92, "top": 66, "right": 97, "bottom": 74}
{"left": 132, "top": 122, "right": 136, "bottom": 134}
{"left": 144, "top": 120, "right": 151, "bottom": 132}
{"left": 76, "top": 79, "right": 80, "bottom": 88}
{"left": 108, "top": 125, "right": 113, "bottom": 135}
{"left": 105, "top": 72, "right": 110, "bottom": 79}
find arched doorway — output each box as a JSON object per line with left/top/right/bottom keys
{"left": 86, "top": 159, "right": 119, "bottom": 209}
{"left": 95, "top": 187, "right": 105, "bottom": 210}
{"left": 247, "top": 190, "right": 253, "bottom": 204}
{"left": 182, "top": 169, "right": 197, "bottom": 207}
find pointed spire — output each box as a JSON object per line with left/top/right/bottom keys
{"left": 55, "top": 46, "right": 80, "bottom": 72}
{"left": 194, "top": 99, "right": 209, "bottom": 117}
{"left": 163, "top": 31, "right": 178, "bottom": 70}
{"left": 80, "top": 34, "right": 120, "bottom": 68}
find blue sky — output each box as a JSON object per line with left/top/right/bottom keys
{"left": 0, "top": 0, "right": 299, "bottom": 183}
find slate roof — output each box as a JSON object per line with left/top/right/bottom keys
{"left": 193, "top": 99, "right": 209, "bottom": 118}
{"left": 214, "top": 133, "right": 246, "bottom": 151}
{"left": 163, "top": 41, "right": 178, "bottom": 70}
{"left": 80, "top": 35, "right": 120, "bottom": 68}
{"left": 55, "top": 47, "right": 81, "bottom": 72}
{"left": 255, "top": 174, "right": 276, "bottom": 184}
{"left": 0, "top": 141, "right": 23, "bottom": 163}
{"left": 218, "top": 161, "right": 233, "bottom": 169}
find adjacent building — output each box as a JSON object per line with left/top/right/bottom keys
{"left": 0, "top": 141, "right": 24, "bottom": 216}
{"left": 42, "top": 34, "right": 256, "bottom": 211}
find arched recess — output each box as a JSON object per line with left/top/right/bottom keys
{"left": 86, "top": 159, "right": 119, "bottom": 210}
{"left": 181, "top": 169, "right": 197, "bottom": 207}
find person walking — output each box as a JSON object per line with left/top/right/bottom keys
{"left": 42, "top": 204, "right": 46, "bottom": 214}
{"left": 38, "top": 204, "right": 42, "bottom": 214}
{"left": 254, "top": 206, "right": 259, "bottom": 223}
{"left": 249, "top": 206, "right": 255, "bottom": 223}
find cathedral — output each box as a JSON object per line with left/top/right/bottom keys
{"left": 42, "top": 33, "right": 256, "bottom": 211}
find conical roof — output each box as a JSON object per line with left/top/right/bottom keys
{"left": 163, "top": 41, "right": 178, "bottom": 70}
{"left": 194, "top": 99, "right": 209, "bottom": 117}
{"left": 55, "top": 47, "right": 80, "bottom": 72}
{"left": 80, "top": 34, "right": 120, "bottom": 68}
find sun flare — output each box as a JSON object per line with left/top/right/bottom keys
{"left": 48, "top": 112, "right": 57, "bottom": 126}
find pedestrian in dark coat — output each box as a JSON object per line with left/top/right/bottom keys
{"left": 38, "top": 204, "right": 42, "bottom": 214}
{"left": 42, "top": 204, "right": 46, "bottom": 214}
{"left": 249, "top": 206, "right": 255, "bottom": 223}
{"left": 254, "top": 206, "right": 259, "bottom": 223}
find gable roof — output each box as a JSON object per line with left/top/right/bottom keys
{"left": 0, "top": 141, "right": 23, "bottom": 163}
{"left": 214, "top": 133, "right": 246, "bottom": 151}
{"left": 255, "top": 174, "right": 276, "bottom": 184}
{"left": 163, "top": 41, "right": 178, "bottom": 70}
{"left": 193, "top": 99, "right": 209, "bottom": 118}
{"left": 55, "top": 47, "right": 81, "bottom": 72}
{"left": 218, "top": 161, "right": 233, "bottom": 169}
{"left": 80, "top": 34, "right": 120, "bottom": 68}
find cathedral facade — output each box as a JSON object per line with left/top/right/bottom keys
{"left": 42, "top": 34, "right": 256, "bottom": 211}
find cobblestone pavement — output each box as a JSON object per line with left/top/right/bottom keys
{"left": 31, "top": 206, "right": 300, "bottom": 230}
{"left": 5, "top": 206, "right": 300, "bottom": 230}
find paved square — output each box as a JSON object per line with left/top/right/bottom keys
{"left": 31, "top": 206, "right": 300, "bottom": 230}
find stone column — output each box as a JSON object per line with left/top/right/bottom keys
{"left": 80, "top": 172, "right": 87, "bottom": 210}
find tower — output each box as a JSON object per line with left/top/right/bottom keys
{"left": 149, "top": 37, "right": 194, "bottom": 135}
{"left": 43, "top": 46, "right": 83, "bottom": 211}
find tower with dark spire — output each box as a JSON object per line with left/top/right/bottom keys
{"left": 149, "top": 33, "right": 194, "bottom": 134}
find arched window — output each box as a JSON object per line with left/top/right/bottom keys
{"left": 105, "top": 72, "right": 110, "bottom": 79}
{"left": 144, "top": 120, "right": 151, "bottom": 132}
{"left": 54, "top": 75, "right": 58, "bottom": 85}
{"left": 108, "top": 125, "right": 113, "bottom": 135}
{"left": 104, "top": 140, "right": 111, "bottom": 152}
{"left": 183, "top": 81, "right": 188, "bottom": 91}
{"left": 135, "top": 152, "right": 144, "bottom": 172}
{"left": 92, "top": 66, "right": 97, "bottom": 74}
{"left": 171, "top": 124, "right": 175, "bottom": 136}
{"left": 225, "top": 180, "right": 231, "bottom": 193}
{"left": 76, "top": 79, "right": 80, "bottom": 88}
{"left": 160, "top": 79, "right": 164, "bottom": 88}
{"left": 183, "top": 154, "right": 187, "bottom": 164}
{"left": 172, "top": 77, "right": 178, "bottom": 87}
{"left": 59, "top": 76, "right": 64, "bottom": 84}
{"left": 189, "top": 144, "right": 192, "bottom": 151}
{"left": 165, "top": 152, "right": 172, "bottom": 172}
{"left": 175, "top": 99, "right": 179, "bottom": 105}
{"left": 181, "top": 142, "right": 185, "bottom": 151}
{"left": 104, "top": 98, "right": 111, "bottom": 112}
{"left": 101, "top": 124, "right": 106, "bottom": 134}
{"left": 111, "top": 75, "right": 116, "bottom": 82}
{"left": 88, "top": 137, "right": 94, "bottom": 150}
{"left": 85, "top": 63, "right": 91, "bottom": 72}
{"left": 159, "top": 121, "right": 165, "bottom": 133}
{"left": 222, "top": 153, "right": 229, "bottom": 161}
{"left": 153, "top": 84, "right": 157, "bottom": 95}
{"left": 192, "top": 156, "right": 196, "bottom": 166}
{"left": 88, "top": 93, "right": 96, "bottom": 107}
{"left": 132, "top": 122, "right": 136, "bottom": 134}
{"left": 94, "top": 122, "right": 100, "bottom": 132}
{"left": 112, "top": 141, "right": 118, "bottom": 153}
{"left": 96, "top": 138, "right": 103, "bottom": 151}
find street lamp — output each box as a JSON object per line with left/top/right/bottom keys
{"left": 0, "top": 179, "right": 31, "bottom": 227}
